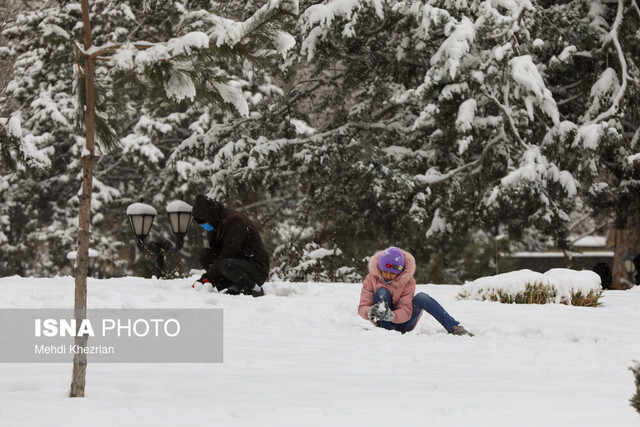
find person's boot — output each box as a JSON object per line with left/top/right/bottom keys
{"left": 225, "top": 285, "right": 242, "bottom": 295}
{"left": 451, "top": 325, "right": 474, "bottom": 336}
{"left": 244, "top": 284, "right": 264, "bottom": 298}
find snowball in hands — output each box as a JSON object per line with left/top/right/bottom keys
{"left": 367, "top": 302, "right": 394, "bottom": 322}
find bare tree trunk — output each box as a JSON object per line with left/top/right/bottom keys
{"left": 70, "top": 0, "right": 96, "bottom": 398}
{"left": 611, "top": 209, "right": 640, "bottom": 290}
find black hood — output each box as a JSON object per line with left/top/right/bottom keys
{"left": 192, "top": 194, "right": 226, "bottom": 228}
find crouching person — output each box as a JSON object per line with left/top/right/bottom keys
{"left": 192, "top": 194, "right": 269, "bottom": 297}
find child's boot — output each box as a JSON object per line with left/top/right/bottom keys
{"left": 451, "top": 325, "right": 474, "bottom": 337}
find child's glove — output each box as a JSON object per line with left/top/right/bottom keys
{"left": 368, "top": 301, "right": 394, "bottom": 322}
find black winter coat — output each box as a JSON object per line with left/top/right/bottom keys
{"left": 191, "top": 194, "right": 270, "bottom": 281}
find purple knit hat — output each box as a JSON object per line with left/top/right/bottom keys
{"left": 378, "top": 247, "right": 405, "bottom": 274}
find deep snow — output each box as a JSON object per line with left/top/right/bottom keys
{"left": 1, "top": 275, "right": 639, "bottom": 426}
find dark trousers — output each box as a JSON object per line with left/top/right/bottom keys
{"left": 200, "top": 249, "right": 267, "bottom": 292}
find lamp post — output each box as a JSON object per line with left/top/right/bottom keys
{"left": 66, "top": 249, "right": 99, "bottom": 277}
{"left": 126, "top": 200, "right": 193, "bottom": 278}
{"left": 166, "top": 200, "right": 194, "bottom": 248}
{"left": 126, "top": 202, "right": 157, "bottom": 241}
{"left": 623, "top": 250, "right": 636, "bottom": 282}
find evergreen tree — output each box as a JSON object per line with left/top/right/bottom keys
{"left": 171, "top": 0, "right": 639, "bottom": 283}
{"left": 4, "top": 0, "right": 640, "bottom": 285}
{"left": 0, "top": 0, "right": 297, "bottom": 277}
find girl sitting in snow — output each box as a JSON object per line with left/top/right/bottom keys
{"left": 358, "top": 247, "right": 473, "bottom": 336}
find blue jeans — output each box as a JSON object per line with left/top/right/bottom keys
{"left": 374, "top": 288, "right": 459, "bottom": 334}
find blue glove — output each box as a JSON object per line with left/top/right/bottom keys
{"left": 368, "top": 301, "right": 394, "bottom": 322}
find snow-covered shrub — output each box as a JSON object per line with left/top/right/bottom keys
{"left": 459, "top": 269, "right": 603, "bottom": 307}
{"left": 632, "top": 361, "right": 640, "bottom": 415}
{"left": 476, "top": 281, "right": 556, "bottom": 305}
{"left": 270, "top": 242, "right": 360, "bottom": 283}
{"left": 334, "top": 266, "right": 362, "bottom": 284}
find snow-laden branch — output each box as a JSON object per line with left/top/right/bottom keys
{"left": 74, "top": 2, "right": 299, "bottom": 71}
{"left": 587, "top": 0, "right": 628, "bottom": 124}
{"left": 2, "top": 116, "right": 22, "bottom": 139}
{"left": 76, "top": 1, "right": 300, "bottom": 64}
{"left": 498, "top": 146, "right": 578, "bottom": 198}
{"left": 173, "top": 114, "right": 418, "bottom": 181}
{"left": 508, "top": 55, "right": 560, "bottom": 125}
{"left": 486, "top": 91, "right": 530, "bottom": 150}
{"left": 179, "top": 0, "right": 297, "bottom": 52}
{"left": 90, "top": 0, "right": 297, "bottom": 111}
{"left": 168, "top": 117, "right": 255, "bottom": 165}
{"left": 569, "top": 215, "right": 612, "bottom": 247}
{"left": 248, "top": 121, "right": 384, "bottom": 158}
{"left": 414, "top": 135, "right": 503, "bottom": 186}
{"left": 555, "top": 92, "right": 585, "bottom": 107}
{"left": 218, "top": 0, "right": 298, "bottom": 48}
{"left": 631, "top": 0, "right": 640, "bottom": 18}
{"left": 631, "top": 127, "right": 640, "bottom": 148}
{"left": 300, "top": 0, "right": 382, "bottom": 59}
{"left": 485, "top": 0, "right": 534, "bottom": 40}
{"left": 0, "top": 115, "right": 50, "bottom": 169}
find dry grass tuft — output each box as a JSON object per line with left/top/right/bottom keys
{"left": 570, "top": 290, "right": 603, "bottom": 307}
{"left": 631, "top": 361, "right": 640, "bottom": 415}
{"left": 459, "top": 282, "right": 603, "bottom": 307}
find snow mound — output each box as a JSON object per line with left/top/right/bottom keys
{"left": 0, "top": 277, "right": 639, "bottom": 425}
{"left": 461, "top": 268, "right": 602, "bottom": 305}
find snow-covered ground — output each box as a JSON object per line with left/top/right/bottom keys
{"left": 1, "top": 275, "right": 639, "bottom": 426}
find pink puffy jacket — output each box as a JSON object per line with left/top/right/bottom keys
{"left": 358, "top": 249, "right": 420, "bottom": 325}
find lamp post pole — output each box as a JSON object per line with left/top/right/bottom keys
{"left": 623, "top": 250, "right": 637, "bottom": 284}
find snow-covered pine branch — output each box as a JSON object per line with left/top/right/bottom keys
{"left": 100, "top": 0, "right": 298, "bottom": 115}
{"left": 0, "top": 115, "right": 49, "bottom": 170}
{"left": 586, "top": 0, "right": 628, "bottom": 125}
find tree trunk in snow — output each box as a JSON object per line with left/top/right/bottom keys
{"left": 611, "top": 209, "right": 640, "bottom": 290}
{"left": 70, "top": 0, "right": 97, "bottom": 398}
